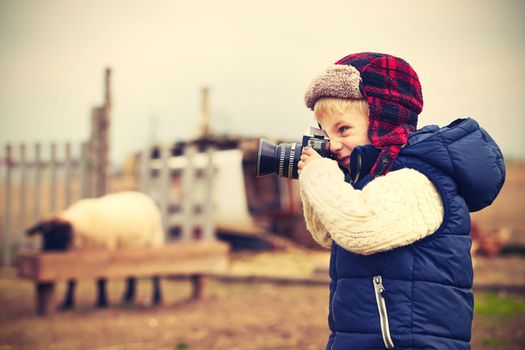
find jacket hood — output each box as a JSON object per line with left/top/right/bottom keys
{"left": 401, "top": 118, "right": 505, "bottom": 212}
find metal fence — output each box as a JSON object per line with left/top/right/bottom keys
{"left": 1, "top": 142, "right": 91, "bottom": 266}
{"left": 140, "top": 143, "right": 215, "bottom": 244}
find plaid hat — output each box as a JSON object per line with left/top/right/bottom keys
{"left": 304, "top": 52, "right": 423, "bottom": 176}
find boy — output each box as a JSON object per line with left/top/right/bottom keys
{"left": 297, "top": 53, "right": 505, "bottom": 349}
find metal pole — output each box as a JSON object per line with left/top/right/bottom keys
{"left": 3, "top": 144, "right": 12, "bottom": 266}
{"left": 80, "top": 142, "right": 89, "bottom": 199}
{"left": 50, "top": 143, "right": 57, "bottom": 212}
{"left": 33, "top": 143, "right": 41, "bottom": 221}
{"left": 181, "top": 145, "right": 195, "bottom": 241}
{"left": 65, "top": 142, "right": 72, "bottom": 207}
{"left": 140, "top": 147, "right": 150, "bottom": 194}
{"left": 159, "top": 145, "right": 171, "bottom": 242}
{"left": 202, "top": 147, "right": 215, "bottom": 241}
{"left": 18, "top": 144, "right": 27, "bottom": 251}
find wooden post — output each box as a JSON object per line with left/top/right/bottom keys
{"left": 90, "top": 105, "right": 110, "bottom": 197}
{"left": 36, "top": 282, "right": 55, "bottom": 316}
{"left": 102, "top": 68, "right": 111, "bottom": 195}
{"left": 90, "top": 107, "right": 101, "bottom": 197}
{"left": 3, "top": 144, "right": 12, "bottom": 266}
{"left": 104, "top": 68, "right": 112, "bottom": 113}
{"left": 197, "top": 87, "right": 210, "bottom": 138}
{"left": 190, "top": 274, "right": 205, "bottom": 300}
{"left": 90, "top": 67, "right": 112, "bottom": 198}
{"left": 50, "top": 143, "right": 57, "bottom": 212}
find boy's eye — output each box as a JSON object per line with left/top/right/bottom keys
{"left": 339, "top": 126, "right": 350, "bottom": 134}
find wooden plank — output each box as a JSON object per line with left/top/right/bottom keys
{"left": 18, "top": 242, "right": 229, "bottom": 282}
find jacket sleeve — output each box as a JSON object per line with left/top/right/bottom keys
{"left": 300, "top": 186, "right": 332, "bottom": 248}
{"left": 299, "top": 158, "right": 443, "bottom": 255}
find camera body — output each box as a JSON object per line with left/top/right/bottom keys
{"left": 256, "top": 127, "right": 333, "bottom": 179}
{"left": 301, "top": 128, "right": 332, "bottom": 158}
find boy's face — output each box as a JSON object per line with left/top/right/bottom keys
{"left": 317, "top": 105, "right": 371, "bottom": 168}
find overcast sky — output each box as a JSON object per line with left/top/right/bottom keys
{"left": 1, "top": 0, "right": 524, "bottom": 165}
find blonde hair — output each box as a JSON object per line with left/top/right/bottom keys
{"left": 314, "top": 98, "right": 369, "bottom": 121}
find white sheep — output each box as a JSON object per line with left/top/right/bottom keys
{"left": 26, "top": 191, "right": 165, "bottom": 309}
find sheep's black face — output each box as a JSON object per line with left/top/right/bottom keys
{"left": 27, "top": 219, "right": 73, "bottom": 251}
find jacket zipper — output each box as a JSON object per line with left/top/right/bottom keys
{"left": 373, "top": 275, "right": 395, "bottom": 349}
{"left": 350, "top": 148, "right": 363, "bottom": 185}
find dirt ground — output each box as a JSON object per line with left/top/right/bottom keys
{"left": 0, "top": 250, "right": 524, "bottom": 350}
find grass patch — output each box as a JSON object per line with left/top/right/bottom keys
{"left": 481, "top": 337, "right": 506, "bottom": 348}
{"left": 475, "top": 292, "right": 525, "bottom": 316}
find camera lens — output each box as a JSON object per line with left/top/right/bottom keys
{"left": 256, "top": 139, "right": 302, "bottom": 179}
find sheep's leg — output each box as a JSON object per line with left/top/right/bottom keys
{"left": 123, "top": 277, "right": 136, "bottom": 304}
{"left": 96, "top": 278, "right": 109, "bottom": 308}
{"left": 36, "top": 282, "right": 55, "bottom": 315}
{"left": 60, "top": 280, "right": 76, "bottom": 310}
{"left": 152, "top": 275, "right": 162, "bottom": 305}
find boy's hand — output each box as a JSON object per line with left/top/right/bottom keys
{"left": 298, "top": 146, "right": 322, "bottom": 176}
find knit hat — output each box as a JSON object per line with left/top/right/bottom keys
{"left": 304, "top": 52, "right": 423, "bottom": 176}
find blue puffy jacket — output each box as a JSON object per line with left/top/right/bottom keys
{"left": 326, "top": 118, "right": 505, "bottom": 350}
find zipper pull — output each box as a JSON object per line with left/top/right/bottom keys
{"left": 350, "top": 148, "right": 363, "bottom": 185}
{"left": 374, "top": 275, "right": 385, "bottom": 294}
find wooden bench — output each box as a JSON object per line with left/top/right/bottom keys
{"left": 18, "top": 241, "right": 230, "bottom": 315}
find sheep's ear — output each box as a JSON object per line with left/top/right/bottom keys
{"left": 26, "top": 221, "right": 48, "bottom": 236}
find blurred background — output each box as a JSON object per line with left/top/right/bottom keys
{"left": 0, "top": 0, "right": 524, "bottom": 349}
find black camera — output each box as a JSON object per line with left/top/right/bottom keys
{"left": 256, "top": 127, "right": 333, "bottom": 179}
